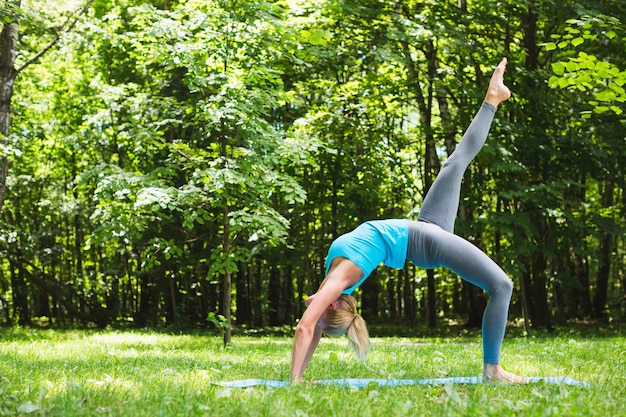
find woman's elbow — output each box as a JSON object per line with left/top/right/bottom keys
{"left": 295, "top": 322, "right": 315, "bottom": 338}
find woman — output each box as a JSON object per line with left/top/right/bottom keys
{"left": 290, "top": 58, "right": 527, "bottom": 384}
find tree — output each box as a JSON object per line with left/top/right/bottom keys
{"left": 545, "top": 9, "right": 626, "bottom": 320}
{"left": 81, "top": 1, "right": 308, "bottom": 340}
{"left": 1, "top": 0, "right": 625, "bottom": 332}
{"left": 0, "top": 0, "right": 95, "bottom": 211}
{"left": 0, "top": 1, "right": 21, "bottom": 211}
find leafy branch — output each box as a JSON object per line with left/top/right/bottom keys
{"left": 546, "top": 15, "right": 626, "bottom": 117}
{"left": 16, "top": 0, "right": 97, "bottom": 74}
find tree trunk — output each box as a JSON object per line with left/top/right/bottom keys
{"left": 567, "top": 245, "right": 592, "bottom": 318}
{"left": 222, "top": 270, "right": 232, "bottom": 344}
{"left": 395, "top": 270, "right": 403, "bottom": 317}
{"left": 137, "top": 267, "right": 158, "bottom": 327}
{"left": 593, "top": 180, "right": 615, "bottom": 319}
{"left": 517, "top": 265, "right": 531, "bottom": 334}
{"left": 0, "top": 17, "right": 19, "bottom": 211}
{"left": 252, "top": 262, "right": 263, "bottom": 327}
{"left": 0, "top": 0, "right": 95, "bottom": 211}
{"left": 361, "top": 270, "right": 380, "bottom": 321}
{"left": 236, "top": 264, "right": 251, "bottom": 326}
{"left": 387, "top": 275, "right": 397, "bottom": 319}
{"left": 302, "top": 165, "right": 313, "bottom": 310}
{"left": 268, "top": 263, "right": 280, "bottom": 326}
{"left": 221, "top": 200, "right": 232, "bottom": 345}
{"left": 523, "top": 2, "right": 539, "bottom": 71}
{"left": 9, "top": 259, "right": 30, "bottom": 326}
{"left": 400, "top": 37, "right": 440, "bottom": 328}
{"left": 403, "top": 265, "right": 416, "bottom": 321}
{"left": 283, "top": 264, "right": 294, "bottom": 325}
{"left": 463, "top": 282, "right": 486, "bottom": 328}
{"left": 426, "top": 269, "right": 437, "bottom": 328}
{"left": 529, "top": 252, "right": 552, "bottom": 329}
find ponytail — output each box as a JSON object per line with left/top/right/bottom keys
{"left": 323, "top": 294, "right": 371, "bottom": 361}
{"left": 347, "top": 313, "right": 370, "bottom": 361}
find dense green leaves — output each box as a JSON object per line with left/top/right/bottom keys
{"left": 0, "top": 0, "right": 625, "bottom": 331}
{"left": 547, "top": 15, "right": 626, "bottom": 116}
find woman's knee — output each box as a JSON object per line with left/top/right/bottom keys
{"left": 493, "top": 276, "right": 513, "bottom": 298}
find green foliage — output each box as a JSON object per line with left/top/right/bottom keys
{"left": 547, "top": 15, "right": 626, "bottom": 117}
{"left": 207, "top": 311, "right": 228, "bottom": 333}
{"left": 1, "top": 0, "right": 625, "bottom": 330}
{"left": 0, "top": 0, "right": 22, "bottom": 23}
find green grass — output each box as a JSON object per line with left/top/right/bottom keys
{"left": 0, "top": 327, "right": 625, "bottom": 416}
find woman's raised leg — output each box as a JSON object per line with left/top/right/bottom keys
{"left": 417, "top": 58, "right": 510, "bottom": 233}
{"left": 415, "top": 59, "right": 526, "bottom": 383}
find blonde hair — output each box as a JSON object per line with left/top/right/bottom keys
{"left": 323, "top": 294, "right": 370, "bottom": 361}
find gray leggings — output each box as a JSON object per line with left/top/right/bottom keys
{"left": 407, "top": 102, "right": 513, "bottom": 365}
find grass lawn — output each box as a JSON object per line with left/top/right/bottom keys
{"left": 0, "top": 326, "right": 624, "bottom": 416}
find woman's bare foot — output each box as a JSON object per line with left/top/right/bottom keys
{"left": 485, "top": 58, "right": 511, "bottom": 107}
{"left": 483, "top": 364, "right": 528, "bottom": 384}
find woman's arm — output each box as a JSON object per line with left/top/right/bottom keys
{"left": 290, "top": 283, "right": 342, "bottom": 382}
{"left": 290, "top": 258, "right": 363, "bottom": 383}
{"left": 299, "top": 324, "right": 323, "bottom": 377}
{"left": 290, "top": 322, "right": 323, "bottom": 383}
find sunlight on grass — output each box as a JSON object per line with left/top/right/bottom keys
{"left": 89, "top": 332, "right": 174, "bottom": 346}
{"left": 0, "top": 328, "right": 625, "bottom": 416}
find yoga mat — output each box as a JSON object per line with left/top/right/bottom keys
{"left": 217, "top": 376, "right": 589, "bottom": 388}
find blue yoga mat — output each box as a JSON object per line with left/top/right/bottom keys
{"left": 217, "top": 376, "right": 589, "bottom": 388}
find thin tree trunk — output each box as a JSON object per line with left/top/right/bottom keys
{"left": 222, "top": 204, "right": 232, "bottom": 345}
{"left": 220, "top": 128, "right": 232, "bottom": 344}
{"left": 530, "top": 251, "right": 552, "bottom": 329}
{"left": 268, "top": 264, "right": 280, "bottom": 326}
{"left": 0, "top": 16, "right": 19, "bottom": 211}
{"left": 253, "top": 262, "right": 263, "bottom": 327}
{"left": 236, "top": 264, "right": 251, "bottom": 326}
{"left": 388, "top": 275, "right": 397, "bottom": 319}
{"left": 399, "top": 34, "right": 440, "bottom": 328}
{"left": 301, "top": 166, "right": 312, "bottom": 319}
{"left": 9, "top": 258, "right": 29, "bottom": 326}
{"left": 593, "top": 180, "right": 615, "bottom": 319}
{"left": 523, "top": 3, "right": 539, "bottom": 71}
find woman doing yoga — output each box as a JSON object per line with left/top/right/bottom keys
{"left": 290, "top": 58, "right": 527, "bottom": 384}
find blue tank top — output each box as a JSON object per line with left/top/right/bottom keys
{"left": 325, "top": 219, "right": 409, "bottom": 295}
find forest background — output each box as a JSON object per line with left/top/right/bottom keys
{"left": 0, "top": 0, "right": 625, "bottom": 344}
